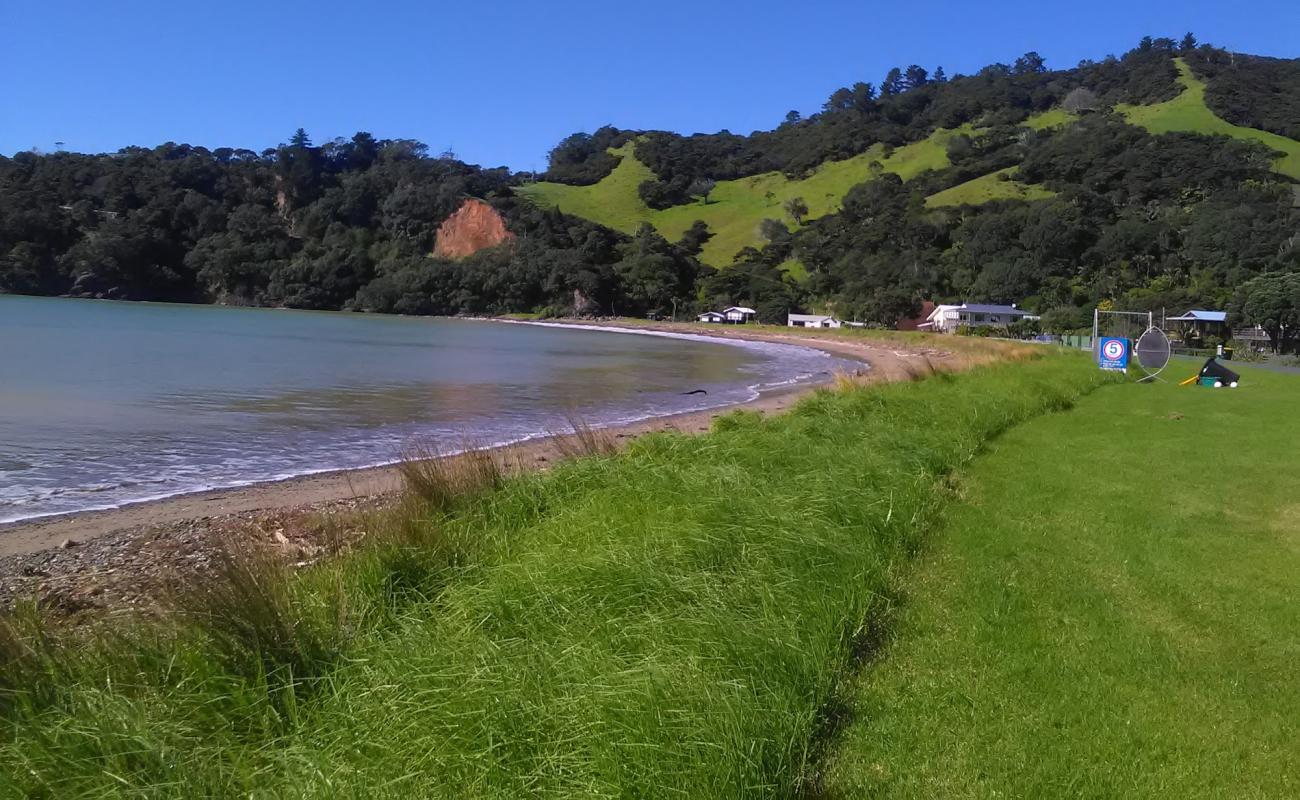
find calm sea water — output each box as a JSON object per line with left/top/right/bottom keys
{"left": 0, "top": 296, "right": 851, "bottom": 523}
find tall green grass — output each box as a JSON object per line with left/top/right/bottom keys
{"left": 0, "top": 352, "right": 1110, "bottom": 797}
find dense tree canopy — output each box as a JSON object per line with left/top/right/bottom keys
{"left": 1186, "top": 49, "right": 1300, "bottom": 141}
{"left": 1232, "top": 273, "right": 1300, "bottom": 352}
{"left": 0, "top": 133, "right": 705, "bottom": 318}
{"left": 787, "top": 114, "right": 1296, "bottom": 326}
{"left": 628, "top": 42, "right": 1184, "bottom": 193}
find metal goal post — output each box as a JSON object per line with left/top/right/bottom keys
{"left": 1091, "top": 309, "right": 1153, "bottom": 356}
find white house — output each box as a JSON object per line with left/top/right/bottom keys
{"left": 921, "top": 303, "right": 1033, "bottom": 334}
{"left": 723, "top": 306, "right": 757, "bottom": 324}
{"left": 697, "top": 310, "right": 727, "bottom": 323}
{"left": 787, "top": 313, "right": 842, "bottom": 329}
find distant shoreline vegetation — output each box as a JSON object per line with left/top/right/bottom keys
{"left": 2, "top": 35, "right": 1297, "bottom": 331}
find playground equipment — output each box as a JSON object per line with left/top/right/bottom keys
{"left": 1179, "top": 357, "right": 1240, "bottom": 388}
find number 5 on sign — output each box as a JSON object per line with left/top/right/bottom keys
{"left": 1098, "top": 337, "right": 1130, "bottom": 371}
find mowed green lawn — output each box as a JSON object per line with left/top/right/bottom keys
{"left": 823, "top": 365, "right": 1300, "bottom": 798}
{"left": 1120, "top": 58, "right": 1300, "bottom": 179}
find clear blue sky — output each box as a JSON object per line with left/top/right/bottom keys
{"left": 5, "top": 0, "right": 1296, "bottom": 171}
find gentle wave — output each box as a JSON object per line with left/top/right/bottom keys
{"left": 0, "top": 321, "right": 858, "bottom": 526}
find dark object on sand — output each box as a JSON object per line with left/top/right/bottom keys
{"left": 681, "top": 389, "right": 708, "bottom": 396}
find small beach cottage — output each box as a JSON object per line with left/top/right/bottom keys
{"left": 723, "top": 306, "right": 757, "bottom": 324}
{"left": 697, "top": 310, "right": 727, "bottom": 323}
{"left": 787, "top": 313, "right": 842, "bottom": 329}
{"left": 1167, "top": 309, "right": 1228, "bottom": 343}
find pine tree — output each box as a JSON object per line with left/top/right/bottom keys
{"left": 881, "top": 67, "right": 905, "bottom": 96}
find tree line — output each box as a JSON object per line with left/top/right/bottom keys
{"left": 0, "top": 130, "right": 711, "bottom": 318}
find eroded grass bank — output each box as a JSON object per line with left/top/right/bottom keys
{"left": 1, "top": 352, "right": 1109, "bottom": 797}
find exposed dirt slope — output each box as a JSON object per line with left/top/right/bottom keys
{"left": 433, "top": 198, "right": 514, "bottom": 258}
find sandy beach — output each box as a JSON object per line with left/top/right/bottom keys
{"left": 0, "top": 322, "right": 956, "bottom": 612}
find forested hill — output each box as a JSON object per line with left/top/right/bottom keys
{"left": 2, "top": 35, "right": 1298, "bottom": 340}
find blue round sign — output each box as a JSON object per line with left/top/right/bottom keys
{"left": 1098, "top": 337, "right": 1130, "bottom": 371}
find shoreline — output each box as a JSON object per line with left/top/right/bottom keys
{"left": 0, "top": 322, "right": 961, "bottom": 613}
{"left": 0, "top": 322, "right": 900, "bottom": 559}
{"left": 0, "top": 381, "right": 816, "bottom": 559}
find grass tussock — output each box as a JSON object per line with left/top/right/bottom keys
{"left": 548, "top": 413, "right": 619, "bottom": 459}
{"left": 898, "top": 353, "right": 940, "bottom": 382}
{"left": 178, "top": 537, "right": 343, "bottom": 686}
{"left": 0, "top": 352, "right": 1112, "bottom": 797}
{"left": 831, "top": 368, "right": 870, "bottom": 391}
{"left": 396, "top": 439, "right": 504, "bottom": 511}
{"left": 0, "top": 604, "right": 52, "bottom": 712}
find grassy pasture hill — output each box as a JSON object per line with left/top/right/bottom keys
{"left": 521, "top": 54, "right": 1300, "bottom": 273}
{"left": 921, "top": 58, "right": 1300, "bottom": 207}
{"left": 1119, "top": 58, "right": 1300, "bottom": 179}
{"left": 518, "top": 130, "right": 969, "bottom": 268}
{"left": 924, "top": 166, "right": 1056, "bottom": 208}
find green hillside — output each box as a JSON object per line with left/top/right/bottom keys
{"left": 523, "top": 58, "right": 1300, "bottom": 270}
{"left": 1119, "top": 58, "right": 1300, "bottom": 179}
{"left": 519, "top": 128, "right": 969, "bottom": 267}
{"left": 519, "top": 107, "right": 1081, "bottom": 266}
{"left": 1022, "top": 107, "right": 1076, "bottom": 130}
{"left": 926, "top": 167, "right": 1056, "bottom": 208}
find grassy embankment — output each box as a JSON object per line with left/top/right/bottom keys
{"left": 0, "top": 341, "right": 1109, "bottom": 797}
{"left": 1119, "top": 58, "right": 1300, "bottom": 180}
{"left": 822, "top": 364, "right": 1300, "bottom": 797}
